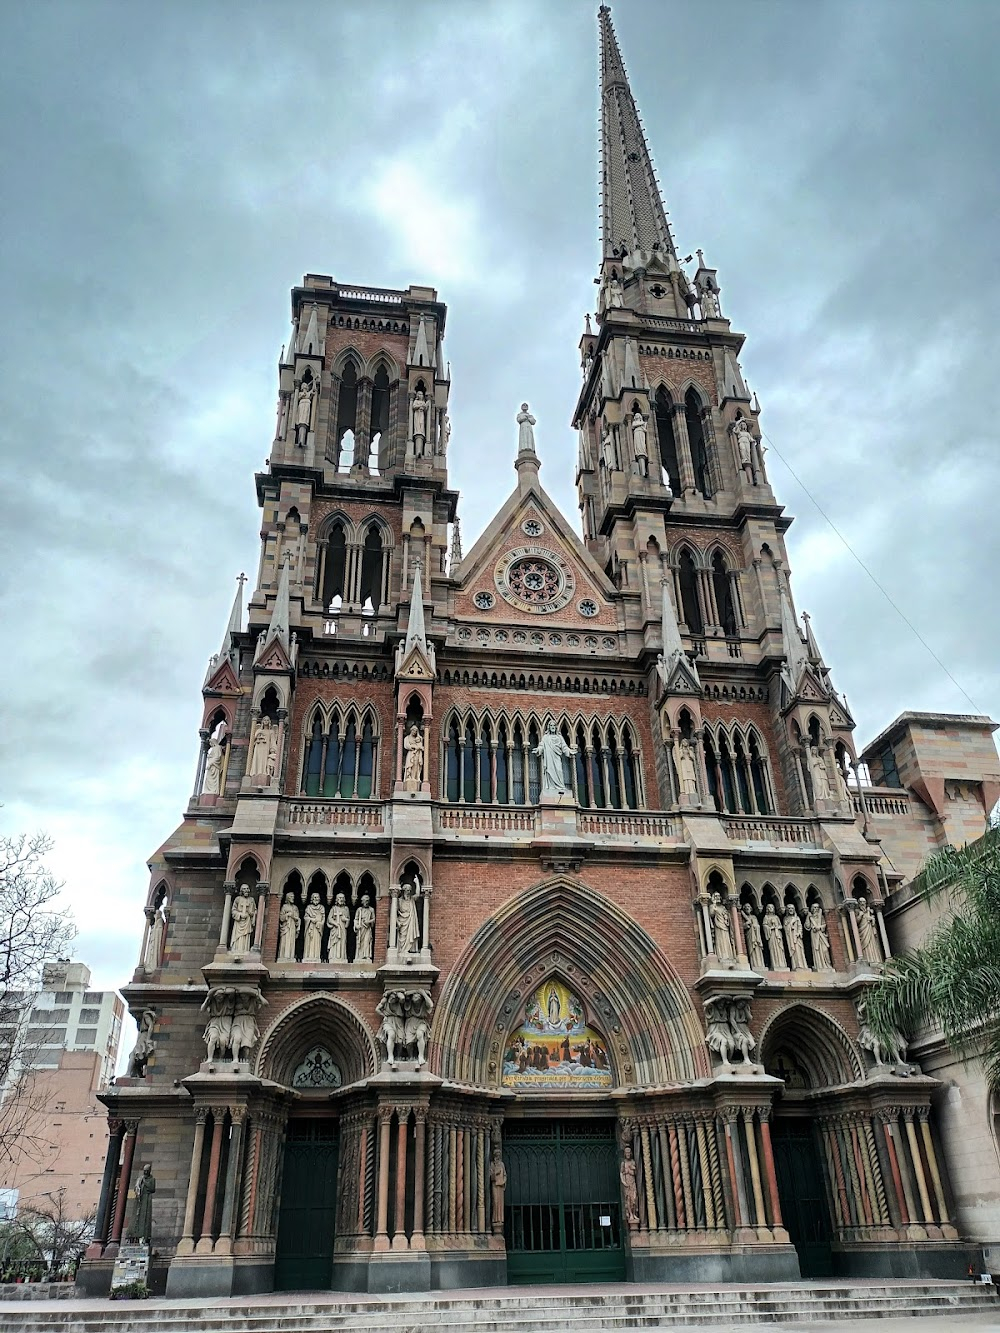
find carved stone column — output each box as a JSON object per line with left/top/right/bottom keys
{"left": 195, "top": 1108, "right": 226, "bottom": 1253}
{"left": 412, "top": 1108, "right": 428, "bottom": 1246}
{"left": 177, "top": 1108, "right": 209, "bottom": 1254}
{"left": 392, "top": 1106, "right": 410, "bottom": 1250}
{"left": 374, "top": 1105, "right": 393, "bottom": 1252}
{"left": 87, "top": 1118, "right": 124, "bottom": 1257}
{"left": 107, "top": 1119, "right": 139, "bottom": 1251}
{"left": 216, "top": 1107, "right": 247, "bottom": 1252}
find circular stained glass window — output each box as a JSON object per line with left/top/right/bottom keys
{"left": 512, "top": 631, "right": 527, "bottom": 643}
{"left": 602, "top": 636, "right": 617, "bottom": 650}
{"left": 522, "top": 517, "right": 544, "bottom": 537}
{"left": 494, "top": 545, "right": 574, "bottom": 613}
{"left": 578, "top": 599, "right": 599, "bottom": 618}
{"left": 457, "top": 627, "right": 472, "bottom": 641}
{"left": 495, "top": 629, "right": 508, "bottom": 643}
{"left": 474, "top": 590, "right": 495, "bottom": 610}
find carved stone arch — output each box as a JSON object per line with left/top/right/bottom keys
{"left": 432, "top": 877, "right": 709, "bottom": 1088}
{"left": 317, "top": 509, "right": 357, "bottom": 545}
{"left": 700, "top": 862, "right": 734, "bottom": 896}
{"left": 363, "top": 349, "right": 401, "bottom": 383}
{"left": 783, "top": 881, "right": 806, "bottom": 912}
{"left": 758, "top": 1002, "right": 863, "bottom": 1089}
{"left": 256, "top": 992, "right": 378, "bottom": 1088}
{"left": 251, "top": 678, "right": 288, "bottom": 715}
{"left": 357, "top": 512, "right": 395, "bottom": 550}
{"left": 145, "top": 877, "right": 171, "bottom": 912}
{"left": 230, "top": 850, "right": 266, "bottom": 884}
{"left": 738, "top": 880, "right": 762, "bottom": 913}
{"left": 391, "top": 852, "right": 429, "bottom": 891}
{"left": 331, "top": 346, "right": 364, "bottom": 378}
{"left": 670, "top": 537, "right": 707, "bottom": 569}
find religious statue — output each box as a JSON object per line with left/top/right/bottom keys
{"left": 516, "top": 402, "right": 536, "bottom": 454}
{"left": 126, "top": 1164, "right": 155, "bottom": 1245}
{"left": 806, "top": 902, "right": 833, "bottom": 970}
{"left": 855, "top": 895, "right": 882, "bottom": 962}
{"left": 229, "top": 987, "right": 265, "bottom": 1062}
{"left": 762, "top": 902, "right": 787, "bottom": 969}
{"left": 202, "top": 720, "right": 227, "bottom": 796}
{"left": 395, "top": 879, "right": 423, "bottom": 956}
{"left": 700, "top": 286, "right": 720, "bottom": 318}
{"left": 402, "top": 724, "right": 425, "bottom": 791}
{"left": 708, "top": 890, "right": 734, "bottom": 960}
{"left": 619, "top": 1143, "right": 639, "bottom": 1226}
{"left": 326, "top": 892, "right": 350, "bottom": 963}
{"left": 201, "top": 987, "right": 231, "bottom": 1063}
{"left": 783, "top": 904, "right": 808, "bottom": 970}
{"left": 353, "top": 894, "right": 375, "bottom": 963}
{"left": 411, "top": 389, "right": 429, "bottom": 455}
{"left": 606, "top": 273, "right": 625, "bottom": 309}
{"left": 143, "top": 905, "right": 165, "bottom": 971}
{"left": 676, "top": 738, "right": 699, "bottom": 798}
{"left": 293, "top": 376, "right": 316, "bottom": 445}
{"left": 534, "top": 719, "right": 576, "bottom": 798}
{"left": 547, "top": 988, "right": 561, "bottom": 1025}
{"left": 729, "top": 999, "right": 756, "bottom": 1063}
{"left": 265, "top": 727, "right": 280, "bottom": 781}
{"left": 601, "top": 427, "right": 616, "bottom": 470}
{"left": 126, "top": 1008, "right": 156, "bottom": 1079}
{"left": 440, "top": 412, "right": 452, "bottom": 456}
{"left": 704, "top": 995, "right": 756, "bottom": 1066}
{"left": 302, "top": 891, "right": 326, "bottom": 962}
{"left": 631, "top": 410, "right": 648, "bottom": 477}
{"left": 248, "top": 716, "right": 273, "bottom": 776}
{"left": 807, "top": 742, "right": 831, "bottom": 802}
{"left": 277, "top": 892, "right": 300, "bottom": 962}
{"left": 856, "top": 998, "right": 908, "bottom": 1069}
{"left": 228, "top": 885, "right": 257, "bottom": 954}
{"left": 740, "top": 903, "right": 767, "bottom": 974}
{"left": 730, "top": 416, "right": 755, "bottom": 475}
{"left": 490, "top": 1144, "right": 507, "bottom": 1233}
{"left": 376, "top": 990, "right": 406, "bottom": 1066}
{"left": 376, "top": 989, "right": 433, "bottom": 1067}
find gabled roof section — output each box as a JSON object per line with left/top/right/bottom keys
{"left": 455, "top": 476, "right": 618, "bottom": 624}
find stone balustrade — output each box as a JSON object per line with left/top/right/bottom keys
{"left": 723, "top": 815, "right": 822, "bottom": 847}
{"left": 283, "top": 801, "right": 386, "bottom": 831}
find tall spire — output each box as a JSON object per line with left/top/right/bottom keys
{"left": 256, "top": 553, "right": 291, "bottom": 661}
{"left": 220, "top": 573, "right": 245, "bottom": 658}
{"left": 598, "top": 5, "right": 675, "bottom": 260}
{"left": 780, "top": 587, "right": 809, "bottom": 689}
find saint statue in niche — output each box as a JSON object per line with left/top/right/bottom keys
{"left": 402, "top": 724, "right": 424, "bottom": 791}
{"left": 396, "top": 879, "right": 422, "bottom": 956}
{"left": 302, "top": 892, "right": 325, "bottom": 962}
{"left": 326, "top": 892, "right": 350, "bottom": 963}
{"left": 353, "top": 894, "right": 375, "bottom": 963}
{"left": 277, "top": 892, "right": 299, "bottom": 962}
{"left": 202, "top": 720, "right": 227, "bottom": 795}
{"left": 126, "top": 1165, "right": 155, "bottom": 1245}
{"left": 228, "top": 885, "right": 256, "bottom": 954}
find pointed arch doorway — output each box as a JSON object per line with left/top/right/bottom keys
{"left": 761, "top": 1006, "right": 864, "bottom": 1279}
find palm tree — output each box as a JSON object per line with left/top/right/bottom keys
{"left": 865, "top": 826, "right": 1000, "bottom": 1092}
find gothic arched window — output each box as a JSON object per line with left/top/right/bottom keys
{"left": 575, "top": 723, "right": 590, "bottom": 807}
{"left": 496, "top": 723, "right": 510, "bottom": 804}
{"left": 357, "top": 716, "right": 375, "bottom": 798}
{"left": 527, "top": 723, "right": 541, "bottom": 803}
{"left": 304, "top": 713, "right": 324, "bottom": 796}
{"left": 654, "top": 386, "right": 680, "bottom": 492}
{"left": 749, "top": 732, "right": 773, "bottom": 814}
{"left": 445, "top": 718, "right": 461, "bottom": 802}
{"left": 622, "top": 726, "right": 639, "bottom": 809}
{"left": 339, "top": 716, "right": 357, "bottom": 798}
{"left": 733, "top": 731, "right": 752, "bottom": 812}
{"left": 718, "top": 733, "right": 737, "bottom": 812}
{"left": 685, "top": 388, "right": 711, "bottom": 498}
{"left": 370, "top": 364, "right": 391, "bottom": 450}
{"left": 511, "top": 722, "right": 526, "bottom": 804}
{"left": 319, "top": 521, "right": 347, "bottom": 609}
{"left": 463, "top": 721, "right": 477, "bottom": 803}
{"left": 590, "top": 723, "right": 607, "bottom": 808}
{"left": 704, "top": 733, "right": 721, "bottom": 811}
{"left": 335, "top": 360, "right": 359, "bottom": 457}
{"left": 678, "top": 548, "right": 703, "bottom": 634}
{"left": 712, "top": 550, "right": 738, "bottom": 637}
{"left": 359, "top": 526, "right": 384, "bottom": 611}
{"left": 479, "top": 720, "right": 493, "bottom": 803}
{"left": 606, "top": 728, "right": 623, "bottom": 808}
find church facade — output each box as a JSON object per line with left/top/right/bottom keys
{"left": 81, "top": 6, "right": 1000, "bottom": 1298}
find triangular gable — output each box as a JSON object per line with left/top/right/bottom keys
{"left": 396, "top": 643, "right": 435, "bottom": 681}
{"left": 255, "top": 635, "right": 292, "bottom": 673}
{"left": 458, "top": 479, "right": 618, "bottom": 609}
{"left": 204, "top": 658, "right": 241, "bottom": 696}
{"left": 657, "top": 655, "right": 702, "bottom": 699}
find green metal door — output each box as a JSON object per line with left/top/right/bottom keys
{"left": 504, "top": 1120, "right": 625, "bottom": 1284}
{"left": 771, "top": 1119, "right": 834, "bottom": 1278}
{"left": 274, "top": 1119, "right": 339, "bottom": 1290}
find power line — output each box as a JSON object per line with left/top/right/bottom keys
{"left": 757, "top": 425, "right": 984, "bottom": 715}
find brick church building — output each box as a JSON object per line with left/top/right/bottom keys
{"left": 82, "top": 5, "right": 1000, "bottom": 1298}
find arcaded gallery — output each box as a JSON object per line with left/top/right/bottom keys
{"left": 82, "top": 5, "right": 1000, "bottom": 1298}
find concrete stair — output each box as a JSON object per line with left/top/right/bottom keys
{"left": 4, "top": 1280, "right": 997, "bottom": 1333}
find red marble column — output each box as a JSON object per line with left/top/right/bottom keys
{"left": 196, "top": 1110, "right": 225, "bottom": 1252}
{"left": 374, "top": 1106, "right": 393, "bottom": 1252}
{"left": 108, "top": 1120, "right": 138, "bottom": 1248}
{"left": 758, "top": 1113, "right": 784, "bottom": 1228}
{"left": 392, "top": 1106, "right": 410, "bottom": 1250}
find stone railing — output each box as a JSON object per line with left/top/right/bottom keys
{"left": 578, "top": 811, "right": 681, "bottom": 840}
{"left": 854, "top": 788, "right": 911, "bottom": 817}
{"left": 723, "top": 816, "right": 822, "bottom": 847}
{"left": 283, "top": 801, "right": 386, "bottom": 831}
{"left": 337, "top": 286, "right": 404, "bottom": 304}
{"left": 435, "top": 807, "right": 536, "bottom": 836}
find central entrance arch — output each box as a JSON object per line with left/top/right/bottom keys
{"left": 503, "top": 1119, "right": 624, "bottom": 1284}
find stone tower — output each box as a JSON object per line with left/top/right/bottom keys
{"left": 81, "top": 5, "right": 998, "bottom": 1300}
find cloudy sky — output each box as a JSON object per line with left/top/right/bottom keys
{"left": 2, "top": 0, "right": 999, "bottom": 1010}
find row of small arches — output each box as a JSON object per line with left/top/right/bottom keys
{"left": 301, "top": 707, "right": 379, "bottom": 799}
{"left": 278, "top": 868, "right": 379, "bottom": 964}
{"left": 701, "top": 721, "right": 775, "bottom": 816}
{"left": 443, "top": 712, "right": 643, "bottom": 810}
{"left": 640, "top": 346, "right": 710, "bottom": 359}
{"left": 437, "top": 669, "right": 646, "bottom": 696}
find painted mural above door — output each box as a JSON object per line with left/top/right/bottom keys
{"left": 502, "top": 979, "right": 612, "bottom": 1090}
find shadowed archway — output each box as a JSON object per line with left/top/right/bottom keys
{"left": 255, "top": 991, "right": 378, "bottom": 1088}
{"left": 759, "top": 1002, "right": 863, "bottom": 1090}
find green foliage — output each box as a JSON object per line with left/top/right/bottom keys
{"left": 866, "top": 827, "right": 1000, "bottom": 1092}
{"left": 110, "top": 1279, "right": 150, "bottom": 1300}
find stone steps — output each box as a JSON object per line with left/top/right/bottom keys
{"left": 6, "top": 1282, "right": 996, "bottom": 1333}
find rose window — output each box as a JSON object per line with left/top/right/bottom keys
{"left": 508, "top": 558, "right": 559, "bottom": 604}
{"left": 494, "top": 544, "right": 574, "bottom": 613}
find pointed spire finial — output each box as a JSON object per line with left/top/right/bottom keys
{"left": 265, "top": 555, "right": 291, "bottom": 653}
{"left": 449, "top": 519, "right": 463, "bottom": 572}
{"left": 780, "top": 587, "right": 809, "bottom": 688}
{"left": 405, "top": 559, "right": 428, "bottom": 655}
{"left": 657, "top": 579, "right": 700, "bottom": 691}
{"left": 598, "top": 6, "right": 675, "bottom": 261}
